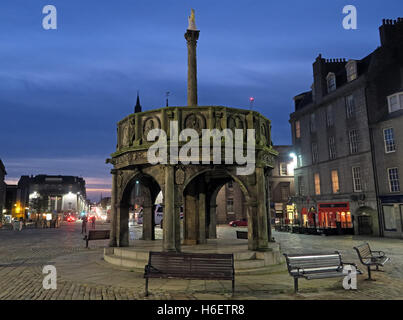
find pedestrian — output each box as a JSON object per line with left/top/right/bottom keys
{"left": 91, "top": 215, "right": 96, "bottom": 229}
{"left": 81, "top": 215, "right": 87, "bottom": 234}
{"left": 19, "top": 217, "right": 23, "bottom": 231}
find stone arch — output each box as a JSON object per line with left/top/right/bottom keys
{"left": 182, "top": 166, "right": 253, "bottom": 246}
{"left": 116, "top": 172, "right": 162, "bottom": 246}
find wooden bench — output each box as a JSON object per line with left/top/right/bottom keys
{"left": 354, "top": 243, "right": 390, "bottom": 280}
{"left": 284, "top": 252, "right": 361, "bottom": 293}
{"left": 144, "top": 251, "right": 235, "bottom": 296}
{"left": 83, "top": 230, "right": 110, "bottom": 248}
{"left": 236, "top": 230, "right": 248, "bottom": 239}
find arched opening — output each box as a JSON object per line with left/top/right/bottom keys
{"left": 182, "top": 169, "right": 249, "bottom": 246}
{"left": 119, "top": 173, "right": 161, "bottom": 246}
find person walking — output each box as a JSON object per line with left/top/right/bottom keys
{"left": 19, "top": 217, "right": 23, "bottom": 231}
{"left": 81, "top": 215, "right": 88, "bottom": 234}
{"left": 91, "top": 215, "right": 96, "bottom": 229}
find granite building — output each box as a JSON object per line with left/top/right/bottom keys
{"left": 289, "top": 18, "right": 403, "bottom": 237}
{"left": 5, "top": 175, "right": 88, "bottom": 220}
{"left": 269, "top": 145, "right": 296, "bottom": 226}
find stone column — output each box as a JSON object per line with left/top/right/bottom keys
{"left": 117, "top": 204, "right": 129, "bottom": 247}
{"left": 163, "top": 165, "right": 178, "bottom": 251}
{"left": 184, "top": 29, "right": 200, "bottom": 106}
{"left": 255, "top": 167, "right": 269, "bottom": 250}
{"left": 109, "top": 169, "right": 117, "bottom": 247}
{"left": 208, "top": 204, "right": 217, "bottom": 239}
{"left": 184, "top": 182, "right": 198, "bottom": 245}
{"left": 198, "top": 181, "right": 207, "bottom": 244}
{"left": 265, "top": 169, "right": 273, "bottom": 242}
{"left": 142, "top": 204, "right": 154, "bottom": 241}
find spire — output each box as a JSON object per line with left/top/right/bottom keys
{"left": 134, "top": 91, "right": 142, "bottom": 113}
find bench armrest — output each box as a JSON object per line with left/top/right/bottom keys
{"left": 371, "top": 250, "right": 385, "bottom": 257}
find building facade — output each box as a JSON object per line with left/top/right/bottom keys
{"left": 4, "top": 175, "right": 88, "bottom": 221}
{"left": 269, "top": 145, "right": 296, "bottom": 226}
{"left": 0, "top": 160, "right": 6, "bottom": 223}
{"left": 289, "top": 18, "right": 403, "bottom": 237}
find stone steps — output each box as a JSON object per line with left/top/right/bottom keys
{"left": 104, "top": 247, "right": 286, "bottom": 275}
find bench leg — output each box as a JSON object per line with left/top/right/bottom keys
{"left": 86, "top": 238, "right": 89, "bottom": 248}
{"left": 365, "top": 266, "right": 375, "bottom": 281}
{"left": 232, "top": 279, "right": 235, "bottom": 297}
{"left": 294, "top": 277, "right": 298, "bottom": 293}
{"left": 145, "top": 278, "right": 149, "bottom": 297}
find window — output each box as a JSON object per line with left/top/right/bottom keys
{"left": 295, "top": 121, "right": 301, "bottom": 139}
{"left": 383, "top": 205, "right": 397, "bottom": 231}
{"left": 349, "top": 129, "right": 359, "bottom": 154}
{"left": 310, "top": 113, "right": 316, "bottom": 133}
{"left": 298, "top": 176, "right": 305, "bottom": 196}
{"left": 346, "top": 95, "right": 355, "bottom": 118}
{"left": 312, "top": 143, "right": 318, "bottom": 163}
{"left": 346, "top": 60, "right": 358, "bottom": 82}
{"left": 280, "top": 163, "right": 288, "bottom": 176}
{"left": 331, "top": 170, "right": 340, "bottom": 194}
{"left": 227, "top": 198, "right": 234, "bottom": 213}
{"left": 326, "top": 105, "right": 333, "bottom": 127}
{"left": 388, "top": 92, "right": 403, "bottom": 113}
{"left": 281, "top": 186, "right": 289, "bottom": 201}
{"left": 352, "top": 167, "right": 362, "bottom": 192}
{"left": 383, "top": 128, "right": 396, "bottom": 153}
{"left": 388, "top": 168, "right": 400, "bottom": 192}
{"left": 327, "top": 73, "right": 336, "bottom": 93}
{"left": 314, "top": 173, "right": 321, "bottom": 195}
{"left": 328, "top": 136, "right": 337, "bottom": 159}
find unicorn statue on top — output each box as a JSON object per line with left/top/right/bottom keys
{"left": 187, "top": 9, "right": 197, "bottom": 30}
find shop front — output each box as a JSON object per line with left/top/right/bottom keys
{"left": 317, "top": 202, "right": 354, "bottom": 235}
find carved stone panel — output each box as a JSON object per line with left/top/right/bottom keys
{"left": 184, "top": 113, "right": 206, "bottom": 135}
{"left": 175, "top": 168, "right": 185, "bottom": 185}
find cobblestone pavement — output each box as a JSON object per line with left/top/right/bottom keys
{"left": 0, "top": 222, "right": 402, "bottom": 300}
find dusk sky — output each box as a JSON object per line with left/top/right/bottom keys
{"left": 1, "top": 0, "right": 402, "bottom": 200}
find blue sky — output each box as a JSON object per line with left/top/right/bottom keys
{"left": 0, "top": 0, "right": 402, "bottom": 200}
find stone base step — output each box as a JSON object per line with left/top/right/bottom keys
{"left": 104, "top": 247, "right": 286, "bottom": 274}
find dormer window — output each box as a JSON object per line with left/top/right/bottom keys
{"left": 346, "top": 60, "right": 358, "bottom": 82}
{"left": 326, "top": 73, "right": 336, "bottom": 93}
{"left": 388, "top": 92, "right": 403, "bottom": 113}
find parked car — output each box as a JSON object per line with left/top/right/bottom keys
{"left": 229, "top": 218, "right": 247, "bottom": 227}
{"left": 138, "top": 205, "right": 183, "bottom": 229}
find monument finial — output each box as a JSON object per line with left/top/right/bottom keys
{"left": 188, "top": 9, "right": 197, "bottom": 30}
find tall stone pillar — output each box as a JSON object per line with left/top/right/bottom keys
{"left": 184, "top": 27, "right": 199, "bottom": 106}
{"left": 109, "top": 169, "right": 117, "bottom": 247}
{"left": 163, "top": 165, "right": 179, "bottom": 251}
{"left": 208, "top": 205, "right": 217, "bottom": 239}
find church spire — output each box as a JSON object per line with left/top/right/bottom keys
{"left": 134, "top": 91, "right": 142, "bottom": 113}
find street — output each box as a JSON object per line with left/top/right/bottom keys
{"left": 0, "top": 222, "right": 402, "bottom": 300}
